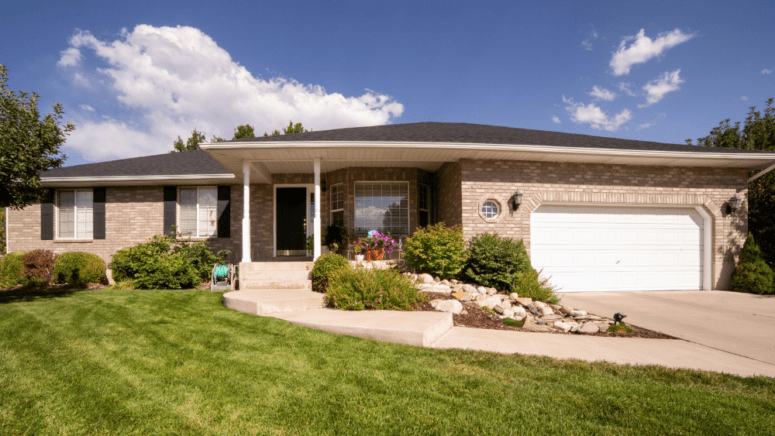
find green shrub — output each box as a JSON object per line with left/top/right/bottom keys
{"left": 403, "top": 223, "right": 467, "bottom": 279}
{"left": 0, "top": 251, "right": 27, "bottom": 287}
{"left": 512, "top": 268, "right": 560, "bottom": 304}
{"left": 608, "top": 323, "right": 634, "bottom": 334}
{"left": 311, "top": 253, "right": 351, "bottom": 293}
{"left": 502, "top": 318, "right": 524, "bottom": 327}
{"left": 109, "top": 234, "right": 225, "bottom": 290}
{"left": 462, "top": 233, "right": 531, "bottom": 291}
{"left": 53, "top": 252, "right": 107, "bottom": 284}
{"left": 730, "top": 232, "right": 775, "bottom": 295}
{"left": 326, "top": 267, "right": 426, "bottom": 310}
{"left": 22, "top": 249, "right": 58, "bottom": 286}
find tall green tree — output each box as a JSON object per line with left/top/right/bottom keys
{"left": 688, "top": 98, "right": 775, "bottom": 268}
{"left": 171, "top": 129, "right": 207, "bottom": 152}
{"left": 263, "top": 120, "right": 308, "bottom": 136}
{"left": 233, "top": 124, "right": 255, "bottom": 139}
{"left": 1, "top": 64, "right": 73, "bottom": 209}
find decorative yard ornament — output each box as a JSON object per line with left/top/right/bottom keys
{"left": 613, "top": 312, "right": 627, "bottom": 325}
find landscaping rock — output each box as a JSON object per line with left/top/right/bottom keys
{"left": 451, "top": 291, "right": 467, "bottom": 300}
{"left": 578, "top": 323, "right": 599, "bottom": 334}
{"left": 560, "top": 305, "right": 574, "bottom": 315}
{"left": 430, "top": 299, "right": 463, "bottom": 315}
{"left": 487, "top": 287, "right": 497, "bottom": 295}
{"left": 462, "top": 284, "right": 478, "bottom": 294}
{"left": 523, "top": 323, "right": 552, "bottom": 332}
{"left": 434, "top": 276, "right": 441, "bottom": 282}
{"left": 476, "top": 286, "right": 488, "bottom": 294}
{"left": 475, "top": 296, "right": 502, "bottom": 309}
{"left": 500, "top": 300, "right": 512, "bottom": 309}
{"left": 570, "top": 310, "right": 587, "bottom": 317}
{"left": 526, "top": 305, "right": 541, "bottom": 316}
{"left": 554, "top": 321, "right": 573, "bottom": 333}
{"left": 493, "top": 304, "right": 504, "bottom": 314}
{"left": 502, "top": 309, "right": 514, "bottom": 318}
{"left": 418, "top": 273, "right": 434, "bottom": 284}
{"left": 540, "top": 306, "right": 554, "bottom": 316}
{"left": 511, "top": 306, "right": 527, "bottom": 318}
{"left": 440, "top": 279, "right": 450, "bottom": 286}
{"left": 533, "top": 301, "right": 546, "bottom": 309}
{"left": 509, "top": 292, "right": 519, "bottom": 301}
{"left": 516, "top": 298, "right": 533, "bottom": 306}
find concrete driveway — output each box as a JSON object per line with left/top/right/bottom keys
{"left": 557, "top": 290, "right": 775, "bottom": 366}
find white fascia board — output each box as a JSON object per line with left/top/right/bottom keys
{"left": 201, "top": 140, "right": 775, "bottom": 166}
{"left": 40, "top": 173, "right": 236, "bottom": 186}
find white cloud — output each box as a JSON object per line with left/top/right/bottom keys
{"left": 58, "top": 25, "right": 404, "bottom": 161}
{"left": 610, "top": 29, "right": 695, "bottom": 76}
{"left": 617, "top": 82, "right": 637, "bottom": 97}
{"left": 581, "top": 28, "right": 598, "bottom": 51}
{"left": 741, "top": 96, "right": 748, "bottom": 101}
{"left": 763, "top": 69, "right": 773, "bottom": 75}
{"left": 57, "top": 47, "right": 82, "bottom": 67}
{"left": 552, "top": 115, "right": 561, "bottom": 124}
{"left": 563, "top": 96, "right": 632, "bottom": 131}
{"left": 588, "top": 86, "right": 616, "bottom": 101}
{"left": 635, "top": 123, "right": 651, "bottom": 130}
{"left": 640, "top": 69, "right": 684, "bottom": 107}
{"left": 72, "top": 72, "right": 90, "bottom": 87}
{"left": 80, "top": 104, "right": 95, "bottom": 111}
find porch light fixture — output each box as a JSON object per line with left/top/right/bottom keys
{"left": 726, "top": 194, "right": 741, "bottom": 214}
{"left": 510, "top": 190, "right": 523, "bottom": 211}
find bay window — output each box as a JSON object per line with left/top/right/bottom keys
{"left": 354, "top": 182, "right": 409, "bottom": 235}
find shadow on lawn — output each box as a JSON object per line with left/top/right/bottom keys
{"left": 0, "top": 283, "right": 101, "bottom": 304}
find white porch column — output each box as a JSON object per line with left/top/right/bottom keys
{"left": 313, "top": 158, "right": 322, "bottom": 260}
{"left": 242, "top": 161, "right": 252, "bottom": 263}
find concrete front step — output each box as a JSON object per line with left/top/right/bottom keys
{"left": 269, "top": 309, "right": 453, "bottom": 347}
{"left": 223, "top": 290, "right": 326, "bottom": 316}
{"left": 240, "top": 280, "right": 312, "bottom": 291}
{"left": 241, "top": 270, "right": 311, "bottom": 281}
{"left": 240, "top": 262, "right": 313, "bottom": 272}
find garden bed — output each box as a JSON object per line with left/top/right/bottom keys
{"left": 415, "top": 292, "right": 675, "bottom": 339}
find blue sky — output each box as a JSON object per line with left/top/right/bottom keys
{"left": 2, "top": 0, "right": 773, "bottom": 166}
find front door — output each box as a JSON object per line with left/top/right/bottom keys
{"left": 276, "top": 187, "right": 308, "bottom": 256}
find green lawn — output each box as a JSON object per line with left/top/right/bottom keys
{"left": 1, "top": 288, "right": 773, "bottom": 435}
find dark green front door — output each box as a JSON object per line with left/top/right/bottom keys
{"left": 276, "top": 187, "right": 307, "bottom": 256}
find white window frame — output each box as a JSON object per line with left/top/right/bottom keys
{"left": 354, "top": 181, "right": 410, "bottom": 235}
{"left": 330, "top": 183, "right": 344, "bottom": 227}
{"left": 177, "top": 186, "right": 218, "bottom": 238}
{"left": 56, "top": 189, "right": 93, "bottom": 240}
{"left": 481, "top": 200, "right": 500, "bottom": 220}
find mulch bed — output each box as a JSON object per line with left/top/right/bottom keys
{"left": 415, "top": 292, "right": 675, "bottom": 339}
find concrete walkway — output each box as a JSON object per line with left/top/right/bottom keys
{"left": 224, "top": 290, "right": 775, "bottom": 378}
{"left": 557, "top": 291, "right": 775, "bottom": 366}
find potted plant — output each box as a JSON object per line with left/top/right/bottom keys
{"left": 353, "top": 242, "right": 364, "bottom": 264}
{"left": 360, "top": 231, "right": 398, "bottom": 261}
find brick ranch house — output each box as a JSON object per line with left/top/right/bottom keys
{"left": 7, "top": 122, "right": 775, "bottom": 292}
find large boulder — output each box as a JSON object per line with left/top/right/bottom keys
{"left": 475, "top": 296, "right": 502, "bottom": 309}
{"left": 418, "top": 273, "right": 434, "bottom": 284}
{"left": 430, "top": 299, "right": 463, "bottom": 314}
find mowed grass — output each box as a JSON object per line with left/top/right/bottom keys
{"left": 1, "top": 289, "right": 773, "bottom": 436}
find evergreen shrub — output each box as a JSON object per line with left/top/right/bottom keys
{"left": 730, "top": 232, "right": 775, "bottom": 295}
{"left": 462, "top": 233, "right": 531, "bottom": 291}
{"left": 311, "top": 253, "right": 351, "bottom": 293}
{"left": 53, "top": 252, "right": 107, "bottom": 284}
{"left": 0, "top": 251, "right": 27, "bottom": 287}
{"left": 512, "top": 268, "right": 559, "bottom": 304}
{"left": 403, "top": 223, "right": 467, "bottom": 279}
{"left": 326, "top": 267, "right": 426, "bottom": 310}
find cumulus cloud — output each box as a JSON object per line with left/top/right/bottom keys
{"left": 588, "top": 86, "right": 616, "bottom": 101}
{"left": 763, "top": 69, "right": 773, "bottom": 75}
{"left": 581, "top": 28, "right": 598, "bottom": 51}
{"left": 610, "top": 29, "right": 695, "bottom": 76}
{"left": 617, "top": 82, "right": 637, "bottom": 97}
{"left": 563, "top": 96, "right": 632, "bottom": 131}
{"left": 57, "top": 25, "right": 404, "bottom": 161}
{"left": 552, "top": 115, "right": 561, "bottom": 124}
{"left": 640, "top": 69, "right": 684, "bottom": 107}
{"left": 80, "top": 104, "right": 95, "bottom": 111}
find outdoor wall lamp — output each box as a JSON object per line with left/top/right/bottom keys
{"left": 726, "top": 194, "right": 741, "bottom": 214}
{"left": 510, "top": 190, "right": 523, "bottom": 211}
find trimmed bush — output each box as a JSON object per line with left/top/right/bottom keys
{"left": 326, "top": 267, "right": 426, "bottom": 310}
{"left": 22, "top": 249, "right": 58, "bottom": 286}
{"left": 730, "top": 232, "right": 775, "bottom": 295}
{"left": 608, "top": 323, "right": 635, "bottom": 334}
{"left": 110, "top": 234, "right": 226, "bottom": 290}
{"left": 512, "top": 268, "right": 560, "bottom": 304}
{"left": 0, "top": 251, "right": 27, "bottom": 287}
{"left": 403, "top": 223, "right": 467, "bottom": 279}
{"left": 311, "top": 253, "right": 351, "bottom": 293}
{"left": 462, "top": 233, "right": 531, "bottom": 291}
{"left": 53, "top": 252, "right": 107, "bottom": 284}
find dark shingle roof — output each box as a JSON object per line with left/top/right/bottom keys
{"left": 42, "top": 149, "right": 231, "bottom": 179}
{"left": 227, "top": 122, "right": 771, "bottom": 154}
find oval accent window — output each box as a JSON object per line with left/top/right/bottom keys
{"left": 482, "top": 201, "right": 500, "bottom": 219}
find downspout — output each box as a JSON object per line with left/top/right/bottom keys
{"left": 748, "top": 161, "right": 775, "bottom": 183}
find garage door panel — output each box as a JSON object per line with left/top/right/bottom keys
{"left": 531, "top": 206, "right": 703, "bottom": 292}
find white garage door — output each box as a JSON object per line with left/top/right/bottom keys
{"left": 530, "top": 205, "right": 703, "bottom": 292}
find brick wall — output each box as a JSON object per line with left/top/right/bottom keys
{"left": 458, "top": 159, "right": 749, "bottom": 289}
{"left": 436, "top": 162, "right": 462, "bottom": 227}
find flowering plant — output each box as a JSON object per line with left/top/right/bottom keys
{"left": 358, "top": 230, "right": 398, "bottom": 254}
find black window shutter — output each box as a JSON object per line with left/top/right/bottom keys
{"left": 163, "top": 186, "right": 177, "bottom": 236}
{"left": 93, "top": 187, "right": 106, "bottom": 239}
{"left": 40, "top": 189, "right": 55, "bottom": 240}
{"left": 217, "top": 185, "right": 231, "bottom": 238}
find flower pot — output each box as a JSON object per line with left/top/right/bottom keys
{"left": 355, "top": 254, "right": 364, "bottom": 264}
{"left": 366, "top": 248, "right": 385, "bottom": 261}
